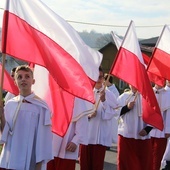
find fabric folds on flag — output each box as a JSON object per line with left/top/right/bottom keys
{"left": 142, "top": 53, "right": 165, "bottom": 87}
{"left": 111, "top": 29, "right": 165, "bottom": 87}
{"left": 147, "top": 25, "right": 170, "bottom": 82}
{"left": 2, "top": 0, "right": 102, "bottom": 103}
{"left": 110, "top": 21, "right": 163, "bottom": 130}
{"left": 0, "top": 63, "right": 18, "bottom": 95}
{"left": 32, "top": 65, "right": 75, "bottom": 136}
{"left": 111, "top": 31, "right": 122, "bottom": 49}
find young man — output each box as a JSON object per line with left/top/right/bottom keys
{"left": 150, "top": 83, "right": 170, "bottom": 170}
{"left": 104, "top": 74, "right": 120, "bottom": 144}
{"left": 117, "top": 85, "right": 153, "bottom": 170}
{"left": 0, "top": 65, "right": 53, "bottom": 170}
{"left": 79, "top": 66, "right": 119, "bottom": 170}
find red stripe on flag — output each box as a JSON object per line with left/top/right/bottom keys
{"left": 2, "top": 11, "right": 94, "bottom": 103}
{"left": 111, "top": 47, "right": 163, "bottom": 130}
{"left": 0, "top": 63, "right": 19, "bottom": 95}
{"left": 148, "top": 48, "right": 170, "bottom": 81}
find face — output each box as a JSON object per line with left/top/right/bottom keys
{"left": 95, "top": 71, "right": 104, "bottom": 86}
{"left": 15, "top": 70, "right": 35, "bottom": 93}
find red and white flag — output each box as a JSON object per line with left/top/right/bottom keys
{"left": 111, "top": 31, "right": 122, "bottom": 49}
{"left": 111, "top": 31, "right": 165, "bottom": 87}
{"left": 32, "top": 65, "right": 75, "bottom": 136}
{"left": 0, "top": 63, "right": 18, "bottom": 95}
{"left": 147, "top": 25, "right": 170, "bottom": 82}
{"left": 1, "top": 0, "right": 102, "bottom": 103}
{"left": 110, "top": 21, "right": 163, "bottom": 130}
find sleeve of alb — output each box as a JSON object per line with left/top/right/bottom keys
{"left": 120, "top": 105, "right": 130, "bottom": 116}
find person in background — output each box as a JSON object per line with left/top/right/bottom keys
{"left": 0, "top": 65, "right": 52, "bottom": 170}
{"left": 79, "top": 66, "right": 119, "bottom": 170}
{"left": 150, "top": 83, "right": 170, "bottom": 170}
{"left": 161, "top": 138, "right": 170, "bottom": 170}
{"left": 104, "top": 74, "right": 120, "bottom": 145}
{"left": 117, "top": 84, "right": 153, "bottom": 170}
{"left": 47, "top": 97, "right": 89, "bottom": 170}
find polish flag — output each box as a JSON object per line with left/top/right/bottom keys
{"left": 111, "top": 31, "right": 165, "bottom": 87}
{"left": 1, "top": 0, "right": 102, "bottom": 103}
{"left": 111, "top": 31, "right": 150, "bottom": 65}
{"left": 0, "top": 63, "right": 18, "bottom": 95}
{"left": 110, "top": 21, "right": 163, "bottom": 130}
{"left": 111, "top": 31, "right": 122, "bottom": 49}
{"left": 32, "top": 65, "right": 75, "bottom": 136}
{"left": 147, "top": 25, "right": 170, "bottom": 82}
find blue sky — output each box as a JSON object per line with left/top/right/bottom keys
{"left": 1, "top": 0, "right": 170, "bottom": 39}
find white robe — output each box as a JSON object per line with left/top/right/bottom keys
{"left": 87, "top": 87, "right": 119, "bottom": 147}
{"left": 117, "top": 91, "right": 150, "bottom": 140}
{"left": 107, "top": 84, "right": 119, "bottom": 98}
{"left": 52, "top": 97, "right": 89, "bottom": 160}
{"left": 0, "top": 93, "right": 53, "bottom": 170}
{"left": 106, "top": 85, "right": 120, "bottom": 143}
{"left": 150, "top": 88, "right": 170, "bottom": 138}
{"left": 161, "top": 138, "right": 170, "bottom": 168}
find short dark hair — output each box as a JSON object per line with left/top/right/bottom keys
{"left": 11, "top": 67, "right": 16, "bottom": 73}
{"left": 15, "top": 65, "right": 33, "bottom": 77}
{"left": 104, "top": 74, "right": 113, "bottom": 84}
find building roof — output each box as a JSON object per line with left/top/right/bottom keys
{"left": 139, "top": 37, "right": 158, "bottom": 47}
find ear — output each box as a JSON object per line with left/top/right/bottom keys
{"left": 32, "top": 79, "right": 35, "bottom": 85}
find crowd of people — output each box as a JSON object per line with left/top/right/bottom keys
{"left": 0, "top": 64, "right": 170, "bottom": 170}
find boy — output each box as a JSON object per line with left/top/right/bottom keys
{"left": 0, "top": 65, "right": 52, "bottom": 170}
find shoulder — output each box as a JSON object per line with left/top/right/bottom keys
{"left": 33, "top": 95, "right": 50, "bottom": 110}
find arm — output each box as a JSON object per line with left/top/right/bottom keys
{"left": 120, "top": 101, "right": 135, "bottom": 116}
{"left": 164, "top": 109, "right": 170, "bottom": 138}
{"left": 69, "top": 114, "right": 89, "bottom": 151}
{"left": 101, "top": 90, "right": 119, "bottom": 120}
{"left": 139, "top": 126, "right": 153, "bottom": 136}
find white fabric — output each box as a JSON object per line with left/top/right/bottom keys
{"left": 7, "top": 0, "right": 102, "bottom": 81}
{"left": 156, "top": 25, "right": 170, "bottom": 54}
{"left": 87, "top": 88, "right": 119, "bottom": 147}
{"left": 107, "top": 85, "right": 120, "bottom": 143}
{"left": 165, "top": 85, "right": 170, "bottom": 91}
{"left": 52, "top": 97, "right": 89, "bottom": 160}
{"left": 0, "top": 93, "right": 53, "bottom": 170}
{"left": 107, "top": 84, "right": 119, "bottom": 98}
{"left": 150, "top": 88, "right": 170, "bottom": 138}
{"left": 117, "top": 91, "right": 150, "bottom": 140}
{"left": 161, "top": 138, "right": 170, "bottom": 168}
{"left": 122, "top": 21, "right": 145, "bottom": 65}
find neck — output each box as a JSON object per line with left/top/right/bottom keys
{"left": 19, "top": 90, "right": 32, "bottom": 97}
